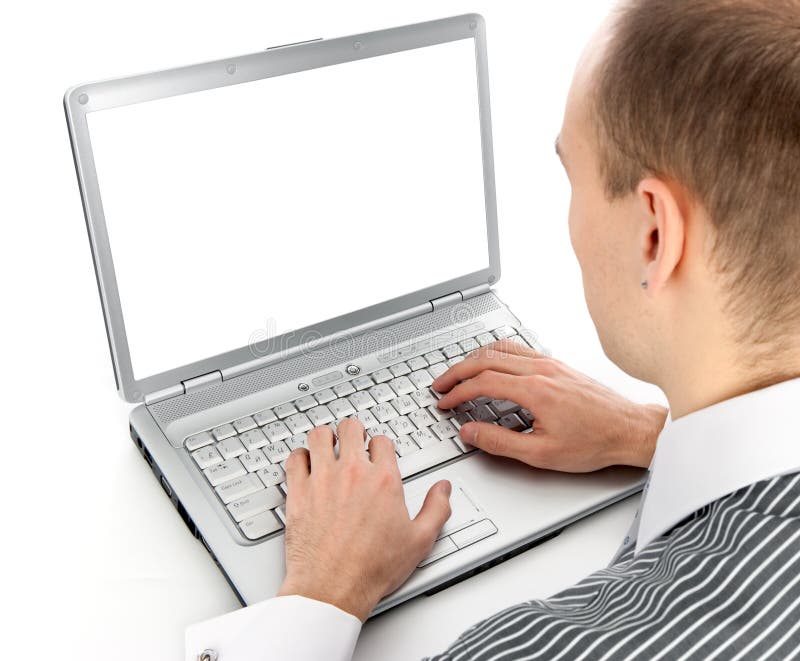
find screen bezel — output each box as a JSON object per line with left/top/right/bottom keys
{"left": 64, "top": 14, "right": 500, "bottom": 403}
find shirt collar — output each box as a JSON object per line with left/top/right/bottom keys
{"left": 635, "top": 377, "right": 800, "bottom": 554}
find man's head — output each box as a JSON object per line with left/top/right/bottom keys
{"left": 559, "top": 0, "right": 800, "bottom": 408}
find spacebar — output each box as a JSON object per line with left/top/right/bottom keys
{"left": 398, "top": 439, "right": 463, "bottom": 479}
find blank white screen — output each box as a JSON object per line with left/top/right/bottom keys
{"left": 87, "top": 39, "right": 489, "bottom": 380}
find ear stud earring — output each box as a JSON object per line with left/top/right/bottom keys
{"left": 641, "top": 280, "right": 648, "bottom": 290}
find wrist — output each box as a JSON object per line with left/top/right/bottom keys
{"left": 616, "top": 403, "right": 667, "bottom": 468}
{"left": 278, "top": 573, "right": 376, "bottom": 622}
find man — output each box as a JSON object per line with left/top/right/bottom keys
{"left": 187, "top": 0, "right": 800, "bottom": 658}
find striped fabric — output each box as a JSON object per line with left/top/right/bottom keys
{"left": 426, "top": 472, "right": 800, "bottom": 660}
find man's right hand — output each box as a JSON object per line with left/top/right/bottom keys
{"left": 433, "top": 340, "right": 667, "bottom": 472}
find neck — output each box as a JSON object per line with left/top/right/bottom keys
{"left": 659, "top": 339, "right": 800, "bottom": 420}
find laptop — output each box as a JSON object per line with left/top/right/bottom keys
{"left": 64, "top": 14, "right": 645, "bottom": 615}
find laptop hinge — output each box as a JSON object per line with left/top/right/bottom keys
{"left": 430, "top": 291, "right": 463, "bottom": 311}
{"left": 144, "top": 383, "right": 185, "bottom": 406}
{"left": 183, "top": 370, "right": 223, "bottom": 394}
{"left": 461, "top": 283, "right": 491, "bottom": 300}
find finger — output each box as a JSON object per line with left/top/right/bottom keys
{"left": 412, "top": 480, "right": 453, "bottom": 547}
{"left": 285, "top": 447, "right": 310, "bottom": 487}
{"left": 432, "top": 354, "right": 538, "bottom": 394}
{"left": 367, "top": 433, "right": 397, "bottom": 466}
{"left": 458, "top": 422, "right": 535, "bottom": 463}
{"left": 436, "top": 371, "right": 532, "bottom": 410}
{"left": 307, "top": 425, "right": 336, "bottom": 464}
{"left": 336, "top": 417, "right": 368, "bottom": 460}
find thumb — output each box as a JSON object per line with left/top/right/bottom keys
{"left": 413, "top": 480, "right": 452, "bottom": 547}
{"left": 459, "top": 422, "right": 528, "bottom": 461}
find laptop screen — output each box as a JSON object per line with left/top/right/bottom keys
{"left": 86, "top": 38, "right": 489, "bottom": 381}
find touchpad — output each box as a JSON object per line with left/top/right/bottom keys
{"left": 405, "top": 479, "right": 498, "bottom": 567}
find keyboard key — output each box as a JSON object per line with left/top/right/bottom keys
{"left": 409, "top": 369, "right": 434, "bottom": 388}
{"left": 371, "top": 368, "right": 394, "bottom": 384}
{"left": 240, "top": 450, "right": 270, "bottom": 472}
{"left": 263, "top": 441, "right": 291, "bottom": 464}
{"left": 217, "top": 436, "right": 246, "bottom": 460}
{"left": 369, "top": 383, "right": 395, "bottom": 403}
{"left": 286, "top": 433, "right": 308, "bottom": 451}
{"left": 424, "top": 350, "right": 446, "bottom": 364}
{"left": 240, "top": 510, "right": 284, "bottom": 540}
{"left": 285, "top": 413, "right": 313, "bottom": 435}
{"left": 452, "top": 412, "right": 474, "bottom": 430}
{"left": 427, "top": 363, "right": 448, "bottom": 379}
{"left": 349, "top": 391, "right": 377, "bottom": 411}
{"left": 389, "top": 415, "right": 416, "bottom": 437}
{"left": 314, "top": 388, "right": 337, "bottom": 404}
{"left": 389, "top": 376, "right": 415, "bottom": 396}
{"left": 471, "top": 404, "right": 497, "bottom": 423}
{"left": 407, "top": 355, "right": 429, "bottom": 371}
{"left": 411, "top": 389, "right": 438, "bottom": 408}
{"left": 498, "top": 413, "right": 526, "bottom": 432}
{"left": 185, "top": 431, "right": 215, "bottom": 451}
{"left": 394, "top": 435, "right": 419, "bottom": 457}
{"left": 389, "top": 362, "right": 412, "bottom": 377}
{"left": 493, "top": 326, "right": 517, "bottom": 339}
{"left": 204, "top": 459, "right": 246, "bottom": 487}
{"left": 428, "top": 405, "right": 455, "bottom": 422}
{"left": 253, "top": 409, "right": 278, "bottom": 426}
{"left": 442, "top": 344, "right": 462, "bottom": 359}
{"left": 367, "top": 423, "right": 397, "bottom": 440}
{"left": 397, "top": 439, "right": 463, "bottom": 479}
{"left": 460, "top": 338, "right": 480, "bottom": 353}
{"left": 490, "top": 400, "right": 520, "bottom": 417}
{"left": 432, "top": 420, "right": 459, "bottom": 440}
{"left": 352, "top": 409, "right": 379, "bottom": 429}
{"left": 519, "top": 409, "right": 535, "bottom": 427}
{"left": 232, "top": 416, "right": 257, "bottom": 433}
{"left": 410, "top": 427, "right": 438, "bottom": 448}
{"left": 239, "top": 428, "right": 268, "bottom": 451}
{"left": 392, "top": 395, "right": 419, "bottom": 415}
{"left": 409, "top": 407, "right": 437, "bottom": 429}
{"left": 351, "top": 375, "right": 374, "bottom": 391}
{"left": 455, "top": 401, "right": 476, "bottom": 413}
{"left": 371, "top": 403, "right": 399, "bottom": 423}
{"left": 306, "top": 405, "right": 334, "bottom": 426}
{"left": 262, "top": 421, "right": 291, "bottom": 443}
{"left": 474, "top": 396, "right": 492, "bottom": 405}
{"left": 334, "top": 382, "right": 356, "bottom": 397}
{"left": 257, "top": 465, "right": 286, "bottom": 488}
{"left": 294, "top": 395, "right": 318, "bottom": 412}
{"left": 446, "top": 356, "right": 465, "bottom": 367}
{"left": 274, "top": 403, "right": 298, "bottom": 419}
{"left": 329, "top": 398, "right": 356, "bottom": 419}
{"left": 216, "top": 473, "right": 264, "bottom": 504}
{"left": 212, "top": 423, "right": 237, "bottom": 441}
{"left": 192, "top": 445, "right": 223, "bottom": 469}
{"left": 228, "top": 486, "right": 285, "bottom": 522}
{"left": 476, "top": 332, "right": 495, "bottom": 346}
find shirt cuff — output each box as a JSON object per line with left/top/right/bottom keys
{"left": 185, "top": 594, "right": 362, "bottom": 661}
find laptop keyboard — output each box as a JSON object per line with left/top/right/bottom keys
{"left": 184, "top": 326, "right": 535, "bottom": 543}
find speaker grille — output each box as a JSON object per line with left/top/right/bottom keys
{"left": 149, "top": 293, "right": 501, "bottom": 426}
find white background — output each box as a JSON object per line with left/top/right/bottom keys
{"left": 1, "top": 1, "right": 664, "bottom": 659}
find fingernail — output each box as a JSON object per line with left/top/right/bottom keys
{"left": 441, "top": 480, "right": 452, "bottom": 496}
{"left": 460, "top": 423, "right": 478, "bottom": 445}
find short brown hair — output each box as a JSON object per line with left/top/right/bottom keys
{"left": 592, "top": 0, "right": 800, "bottom": 343}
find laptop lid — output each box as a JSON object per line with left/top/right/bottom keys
{"left": 65, "top": 14, "right": 500, "bottom": 403}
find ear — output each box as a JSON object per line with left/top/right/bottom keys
{"left": 636, "top": 177, "right": 687, "bottom": 296}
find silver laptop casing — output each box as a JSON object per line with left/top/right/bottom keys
{"left": 66, "top": 14, "right": 645, "bottom": 614}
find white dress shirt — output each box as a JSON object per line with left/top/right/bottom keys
{"left": 186, "top": 377, "right": 800, "bottom": 661}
